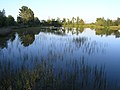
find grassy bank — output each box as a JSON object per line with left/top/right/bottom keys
{"left": 63, "top": 24, "right": 120, "bottom": 30}
{"left": 85, "top": 25, "right": 120, "bottom": 30}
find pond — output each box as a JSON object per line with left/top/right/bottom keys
{"left": 0, "top": 28, "right": 120, "bottom": 90}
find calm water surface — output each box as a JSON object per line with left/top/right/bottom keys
{"left": 0, "top": 28, "right": 120, "bottom": 90}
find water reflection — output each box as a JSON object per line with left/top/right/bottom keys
{"left": 65, "top": 27, "right": 85, "bottom": 35}
{"left": 20, "top": 34, "right": 35, "bottom": 47}
{"left": 0, "top": 28, "right": 120, "bottom": 89}
{"left": 73, "top": 37, "right": 106, "bottom": 56}
{"left": 0, "top": 33, "right": 15, "bottom": 49}
{"left": 0, "top": 28, "right": 120, "bottom": 49}
{"left": 0, "top": 57, "right": 117, "bottom": 90}
{"left": 95, "top": 28, "right": 120, "bottom": 38}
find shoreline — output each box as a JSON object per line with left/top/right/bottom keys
{"left": 0, "top": 25, "right": 120, "bottom": 37}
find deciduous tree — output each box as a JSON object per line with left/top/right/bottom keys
{"left": 18, "top": 6, "right": 34, "bottom": 25}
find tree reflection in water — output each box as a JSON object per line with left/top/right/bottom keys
{"left": 0, "top": 28, "right": 120, "bottom": 90}
{"left": 0, "top": 33, "right": 15, "bottom": 49}
{"left": 72, "top": 37, "right": 106, "bottom": 56}
{"left": 20, "top": 34, "right": 35, "bottom": 47}
{"left": 0, "top": 57, "right": 119, "bottom": 90}
{"left": 95, "top": 28, "right": 120, "bottom": 38}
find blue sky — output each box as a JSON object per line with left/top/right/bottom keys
{"left": 0, "top": 0, "right": 119, "bottom": 23}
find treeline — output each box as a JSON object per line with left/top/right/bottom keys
{"left": 62, "top": 17, "right": 85, "bottom": 27}
{"left": 62, "top": 17, "right": 120, "bottom": 27}
{"left": 0, "top": 9, "right": 15, "bottom": 27}
{"left": 1, "top": 6, "right": 120, "bottom": 28}
{"left": 0, "top": 6, "right": 62, "bottom": 28}
{"left": 95, "top": 17, "right": 120, "bottom": 26}
{"left": 16, "top": 6, "right": 62, "bottom": 27}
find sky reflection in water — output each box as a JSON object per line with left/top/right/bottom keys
{"left": 0, "top": 28, "right": 120, "bottom": 89}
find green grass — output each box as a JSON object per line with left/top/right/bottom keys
{"left": 63, "top": 24, "right": 120, "bottom": 30}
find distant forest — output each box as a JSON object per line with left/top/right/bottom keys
{"left": 1, "top": 6, "right": 120, "bottom": 28}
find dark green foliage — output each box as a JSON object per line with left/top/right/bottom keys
{"left": 0, "top": 9, "right": 15, "bottom": 27}
{"left": 114, "top": 18, "right": 120, "bottom": 26}
{"left": 17, "top": 16, "right": 23, "bottom": 24}
{"left": 51, "top": 21, "right": 62, "bottom": 27}
{"left": 34, "top": 17, "right": 40, "bottom": 25}
{"left": 40, "top": 20, "right": 47, "bottom": 26}
{"left": 0, "top": 9, "right": 7, "bottom": 27}
{"left": 40, "top": 18, "right": 62, "bottom": 27}
{"left": 6, "top": 15, "right": 15, "bottom": 26}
